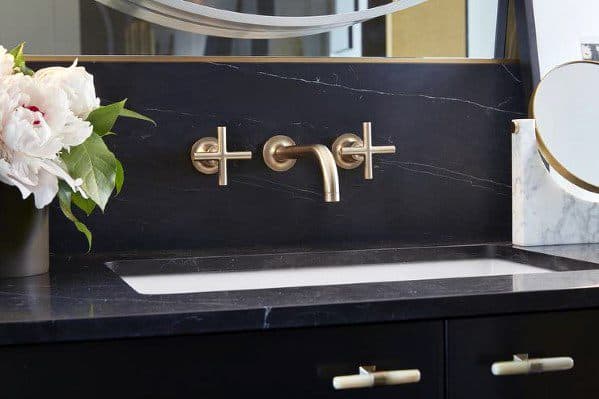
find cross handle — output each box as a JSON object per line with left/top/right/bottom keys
{"left": 332, "top": 122, "right": 396, "bottom": 179}
{"left": 191, "top": 126, "right": 252, "bottom": 186}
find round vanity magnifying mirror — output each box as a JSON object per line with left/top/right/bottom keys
{"left": 531, "top": 61, "right": 599, "bottom": 202}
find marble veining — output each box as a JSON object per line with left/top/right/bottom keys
{"left": 512, "top": 119, "right": 599, "bottom": 245}
{"left": 250, "top": 69, "right": 525, "bottom": 115}
{"left": 378, "top": 159, "right": 512, "bottom": 196}
{"left": 500, "top": 63, "right": 523, "bottom": 83}
{"left": 31, "top": 61, "right": 521, "bottom": 254}
{"left": 203, "top": 61, "right": 525, "bottom": 115}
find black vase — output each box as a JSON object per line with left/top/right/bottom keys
{"left": 0, "top": 184, "right": 49, "bottom": 278}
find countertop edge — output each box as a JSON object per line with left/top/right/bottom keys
{"left": 2, "top": 286, "right": 599, "bottom": 346}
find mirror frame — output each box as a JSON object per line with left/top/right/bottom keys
{"left": 530, "top": 60, "right": 599, "bottom": 195}
{"left": 95, "top": 0, "right": 427, "bottom": 39}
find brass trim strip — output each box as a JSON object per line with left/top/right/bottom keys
{"left": 530, "top": 60, "right": 599, "bottom": 194}
{"left": 27, "top": 55, "right": 517, "bottom": 64}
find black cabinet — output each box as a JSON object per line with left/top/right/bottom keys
{"left": 0, "top": 321, "right": 444, "bottom": 399}
{"left": 447, "top": 309, "right": 599, "bottom": 399}
{"left": 5, "top": 309, "right": 599, "bottom": 398}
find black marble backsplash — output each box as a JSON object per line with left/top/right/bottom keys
{"left": 35, "top": 61, "right": 525, "bottom": 254}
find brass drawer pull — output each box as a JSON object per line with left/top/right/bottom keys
{"left": 332, "top": 365, "right": 421, "bottom": 390}
{"left": 491, "top": 354, "right": 574, "bottom": 376}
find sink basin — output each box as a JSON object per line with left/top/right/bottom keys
{"left": 109, "top": 257, "right": 551, "bottom": 295}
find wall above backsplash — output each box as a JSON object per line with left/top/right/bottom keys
{"left": 33, "top": 59, "right": 525, "bottom": 254}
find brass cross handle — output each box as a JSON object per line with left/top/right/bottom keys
{"left": 190, "top": 126, "right": 252, "bottom": 186}
{"left": 332, "top": 122, "right": 396, "bottom": 179}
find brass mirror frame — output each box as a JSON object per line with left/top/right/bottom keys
{"left": 530, "top": 60, "right": 599, "bottom": 195}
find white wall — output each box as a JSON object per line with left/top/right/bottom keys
{"left": 0, "top": 0, "right": 80, "bottom": 54}
{"left": 467, "top": 0, "right": 498, "bottom": 58}
{"left": 533, "top": 0, "right": 599, "bottom": 77}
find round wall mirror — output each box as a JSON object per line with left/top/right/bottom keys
{"left": 0, "top": 0, "right": 515, "bottom": 58}
{"left": 95, "top": 0, "right": 427, "bottom": 39}
{"left": 531, "top": 61, "right": 599, "bottom": 202}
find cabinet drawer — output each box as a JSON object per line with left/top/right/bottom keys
{"left": 0, "top": 321, "right": 443, "bottom": 399}
{"left": 448, "top": 309, "right": 599, "bottom": 399}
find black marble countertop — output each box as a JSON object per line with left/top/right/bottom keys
{"left": 1, "top": 243, "right": 599, "bottom": 346}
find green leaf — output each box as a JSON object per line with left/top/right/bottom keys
{"left": 87, "top": 100, "right": 127, "bottom": 136}
{"left": 115, "top": 158, "right": 124, "bottom": 195}
{"left": 61, "top": 133, "right": 117, "bottom": 211}
{"left": 19, "top": 63, "right": 34, "bottom": 76}
{"left": 120, "top": 108, "right": 156, "bottom": 126}
{"left": 72, "top": 192, "right": 96, "bottom": 216}
{"left": 86, "top": 100, "right": 155, "bottom": 136}
{"left": 8, "top": 43, "right": 33, "bottom": 76}
{"left": 8, "top": 43, "right": 23, "bottom": 59}
{"left": 58, "top": 183, "right": 92, "bottom": 251}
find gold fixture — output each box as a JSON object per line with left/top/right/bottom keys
{"left": 332, "top": 122, "right": 396, "bottom": 179}
{"left": 29, "top": 56, "right": 518, "bottom": 65}
{"left": 511, "top": 120, "right": 520, "bottom": 134}
{"left": 190, "top": 126, "right": 252, "bottom": 186}
{"left": 263, "top": 135, "right": 340, "bottom": 202}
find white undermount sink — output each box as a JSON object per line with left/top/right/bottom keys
{"left": 114, "top": 258, "right": 551, "bottom": 295}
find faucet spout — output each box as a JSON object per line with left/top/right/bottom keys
{"left": 263, "top": 135, "right": 340, "bottom": 202}
{"left": 277, "top": 144, "right": 340, "bottom": 202}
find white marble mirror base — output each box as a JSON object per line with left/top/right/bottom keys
{"left": 512, "top": 119, "right": 599, "bottom": 246}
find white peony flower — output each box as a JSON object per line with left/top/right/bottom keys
{"left": 0, "top": 74, "right": 90, "bottom": 208}
{"left": 35, "top": 60, "right": 100, "bottom": 119}
{"left": 6, "top": 74, "right": 93, "bottom": 150}
{"left": 0, "top": 155, "right": 83, "bottom": 209}
{"left": 0, "top": 46, "right": 14, "bottom": 77}
{"left": 3, "top": 106, "right": 63, "bottom": 159}
{"left": 0, "top": 78, "right": 19, "bottom": 130}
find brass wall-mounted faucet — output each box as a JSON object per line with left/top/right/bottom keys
{"left": 263, "top": 135, "right": 340, "bottom": 202}
{"left": 191, "top": 122, "right": 393, "bottom": 199}
{"left": 190, "top": 126, "right": 252, "bottom": 186}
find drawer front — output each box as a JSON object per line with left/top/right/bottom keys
{"left": 0, "top": 321, "right": 443, "bottom": 399}
{"left": 448, "top": 309, "right": 599, "bottom": 399}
